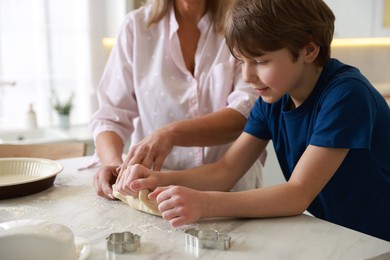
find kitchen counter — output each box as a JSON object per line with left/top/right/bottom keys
{"left": 0, "top": 156, "right": 389, "bottom": 259}
{"left": 0, "top": 125, "right": 95, "bottom": 155}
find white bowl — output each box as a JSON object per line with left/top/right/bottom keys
{"left": 0, "top": 158, "right": 63, "bottom": 199}
{"left": 0, "top": 219, "right": 89, "bottom": 260}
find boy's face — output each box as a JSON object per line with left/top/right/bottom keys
{"left": 238, "top": 47, "right": 307, "bottom": 104}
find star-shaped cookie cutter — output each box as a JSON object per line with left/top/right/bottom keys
{"left": 185, "top": 228, "right": 231, "bottom": 250}
{"left": 106, "top": 231, "right": 141, "bottom": 254}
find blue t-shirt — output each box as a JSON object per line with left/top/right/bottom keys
{"left": 244, "top": 59, "right": 390, "bottom": 241}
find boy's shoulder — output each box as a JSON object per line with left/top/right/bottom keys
{"left": 320, "top": 59, "right": 373, "bottom": 95}
{"left": 323, "top": 59, "right": 361, "bottom": 82}
{"left": 317, "top": 59, "right": 387, "bottom": 109}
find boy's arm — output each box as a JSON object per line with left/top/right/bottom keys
{"left": 122, "top": 133, "right": 268, "bottom": 193}
{"left": 202, "top": 145, "right": 349, "bottom": 219}
{"left": 161, "top": 132, "right": 267, "bottom": 191}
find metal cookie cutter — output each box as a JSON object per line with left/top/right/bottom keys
{"left": 185, "top": 228, "right": 231, "bottom": 250}
{"left": 106, "top": 232, "right": 140, "bottom": 254}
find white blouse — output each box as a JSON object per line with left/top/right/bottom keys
{"left": 89, "top": 4, "right": 263, "bottom": 189}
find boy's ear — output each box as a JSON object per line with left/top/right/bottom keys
{"left": 303, "top": 42, "right": 320, "bottom": 63}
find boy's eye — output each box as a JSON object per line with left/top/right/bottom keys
{"left": 255, "top": 60, "right": 267, "bottom": 65}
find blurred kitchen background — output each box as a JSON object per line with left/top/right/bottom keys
{"left": 0, "top": 0, "right": 389, "bottom": 184}
{"left": 0, "top": 0, "right": 143, "bottom": 131}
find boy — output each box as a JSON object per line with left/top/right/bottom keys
{"left": 114, "top": 0, "right": 390, "bottom": 241}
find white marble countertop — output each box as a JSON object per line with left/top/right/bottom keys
{"left": 0, "top": 156, "right": 389, "bottom": 260}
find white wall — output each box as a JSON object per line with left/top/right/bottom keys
{"left": 263, "top": 142, "right": 286, "bottom": 187}
{"left": 88, "top": 0, "right": 128, "bottom": 114}
{"left": 331, "top": 46, "right": 390, "bottom": 86}
{"left": 324, "top": 0, "right": 390, "bottom": 38}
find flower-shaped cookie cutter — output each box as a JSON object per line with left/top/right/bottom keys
{"left": 106, "top": 231, "right": 140, "bottom": 254}
{"left": 185, "top": 228, "right": 231, "bottom": 250}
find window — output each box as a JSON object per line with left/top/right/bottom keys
{"left": 0, "top": 0, "right": 128, "bottom": 130}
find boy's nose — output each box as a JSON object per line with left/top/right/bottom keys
{"left": 242, "top": 64, "right": 257, "bottom": 84}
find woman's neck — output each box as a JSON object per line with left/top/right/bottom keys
{"left": 174, "top": 0, "right": 207, "bottom": 25}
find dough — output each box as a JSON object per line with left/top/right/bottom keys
{"left": 112, "top": 187, "right": 162, "bottom": 216}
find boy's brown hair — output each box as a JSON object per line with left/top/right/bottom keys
{"left": 225, "top": 0, "right": 335, "bottom": 66}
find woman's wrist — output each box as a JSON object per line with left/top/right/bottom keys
{"left": 159, "top": 123, "right": 179, "bottom": 146}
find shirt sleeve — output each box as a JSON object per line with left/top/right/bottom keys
{"left": 244, "top": 98, "right": 273, "bottom": 140}
{"left": 226, "top": 59, "right": 259, "bottom": 118}
{"left": 89, "top": 14, "right": 139, "bottom": 145}
{"left": 310, "top": 78, "right": 376, "bottom": 149}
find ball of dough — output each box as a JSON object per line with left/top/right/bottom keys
{"left": 113, "top": 187, "right": 162, "bottom": 216}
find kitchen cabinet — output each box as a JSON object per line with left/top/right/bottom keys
{"left": 373, "top": 0, "right": 390, "bottom": 37}
{"left": 0, "top": 125, "right": 95, "bottom": 155}
{"left": 325, "top": 0, "right": 390, "bottom": 38}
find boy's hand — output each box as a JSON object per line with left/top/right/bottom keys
{"left": 114, "top": 164, "right": 160, "bottom": 196}
{"left": 150, "top": 186, "right": 205, "bottom": 228}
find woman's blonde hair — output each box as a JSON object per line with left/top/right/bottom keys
{"left": 146, "top": 0, "right": 234, "bottom": 33}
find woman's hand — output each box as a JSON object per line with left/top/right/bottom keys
{"left": 122, "top": 127, "right": 174, "bottom": 171}
{"left": 93, "top": 165, "right": 120, "bottom": 200}
{"left": 114, "top": 164, "right": 161, "bottom": 196}
{"left": 149, "top": 186, "right": 206, "bottom": 228}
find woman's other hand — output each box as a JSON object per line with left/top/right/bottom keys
{"left": 93, "top": 165, "right": 120, "bottom": 200}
